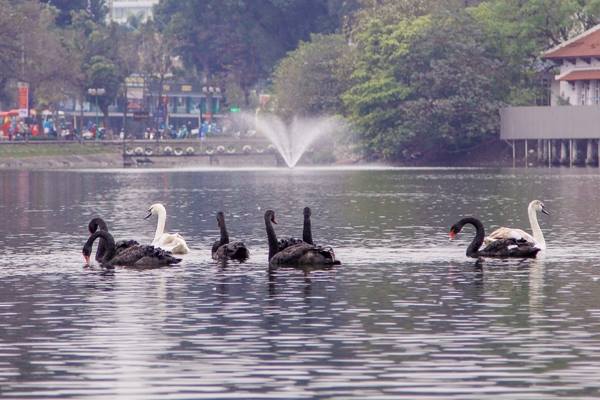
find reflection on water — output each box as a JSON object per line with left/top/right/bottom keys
{"left": 1, "top": 167, "right": 600, "bottom": 398}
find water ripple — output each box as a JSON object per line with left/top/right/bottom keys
{"left": 1, "top": 168, "right": 600, "bottom": 398}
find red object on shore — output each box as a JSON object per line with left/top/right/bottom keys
{"left": 0, "top": 110, "right": 19, "bottom": 138}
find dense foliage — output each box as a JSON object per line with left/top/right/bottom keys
{"left": 3, "top": 0, "right": 600, "bottom": 159}
{"left": 343, "top": 9, "right": 510, "bottom": 159}
{"left": 272, "top": 34, "right": 354, "bottom": 119}
{"left": 274, "top": 0, "right": 600, "bottom": 160}
{"left": 153, "top": 0, "right": 357, "bottom": 103}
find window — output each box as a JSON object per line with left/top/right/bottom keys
{"left": 581, "top": 81, "right": 590, "bottom": 105}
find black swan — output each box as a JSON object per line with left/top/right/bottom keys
{"left": 88, "top": 218, "right": 139, "bottom": 262}
{"left": 83, "top": 230, "right": 182, "bottom": 267}
{"left": 211, "top": 211, "right": 250, "bottom": 262}
{"left": 265, "top": 210, "right": 340, "bottom": 266}
{"left": 449, "top": 217, "right": 541, "bottom": 259}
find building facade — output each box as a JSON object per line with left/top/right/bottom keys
{"left": 108, "top": 0, "right": 159, "bottom": 24}
{"left": 500, "top": 24, "right": 600, "bottom": 166}
{"left": 60, "top": 76, "right": 223, "bottom": 136}
{"left": 544, "top": 25, "right": 600, "bottom": 106}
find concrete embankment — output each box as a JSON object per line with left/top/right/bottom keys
{"left": 0, "top": 153, "right": 123, "bottom": 169}
{"left": 0, "top": 141, "right": 122, "bottom": 169}
{"left": 0, "top": 140, "right": 282, "bottom": 169}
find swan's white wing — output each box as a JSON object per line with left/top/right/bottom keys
{"left": 156, "top": 233, "right": 189, "bottom": 254}
{"left": 485, "top": 227, "right": 536, "bottom": 245}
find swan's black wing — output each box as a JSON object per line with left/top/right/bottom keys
{"left": 479, "top": 238, "right": 540, "bottom": 258}
{"left": 277, "top": 237, "right": 304, "bottom": 252}
{"left": 109, "top": 245, "right": 182, "bottom": 266}
{"left": 211, "top": 240, "right": 223, "bottom": 257}
{"left": 270, "top": 243, "right": 340, "bottom": 267}
{"left": 214, "top": 241, "right": 250, "bottom": 262}
{"left": 115, "top": 240, "right": 139, "bottom": 254}
{"left": 96, "top": 238, "right": 138, "bottom": 261}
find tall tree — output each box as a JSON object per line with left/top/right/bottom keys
{"left": 39, "top": 0, "right": 107, "bottom": 26}
{"left": 344, "top": 6, "right": 508, "bottom": 160}
{"left": 137, "top": 21, "right": 177, "bottom": 125}
{"left": 65, "top": 11, "right": 137, "bottom": 127}
{"left": 272, "top": 34, "right": 354, "bottom": 119}
{"left": 469, "top": 0, "right": 600, "bottom": 104}
{"left": 0, "top": 0, "right": 79, "bottom": 108}
{"left": 154, "top": 0, "right": 344, "bottom": 103}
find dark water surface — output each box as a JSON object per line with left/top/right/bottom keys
{"left": 1, "top": 167, "right": 600, "bottom": 399}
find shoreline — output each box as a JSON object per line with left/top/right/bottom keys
{"left": 0, "top": 139, "right": 587, "bottom": 170}
{"left": 0, "top": 153, "right": 124, "bottom": 169}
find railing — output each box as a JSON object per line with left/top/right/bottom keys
{"left": 121, "top": 139, "right": 277, "bottom": 157}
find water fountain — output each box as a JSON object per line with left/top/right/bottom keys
{"left": 239, "top": 113, "right": 342, "bottom": 168}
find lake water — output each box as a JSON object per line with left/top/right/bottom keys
{"left": 1, "top": 166, "right": 600, "bottom": 399}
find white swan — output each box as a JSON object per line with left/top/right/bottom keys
{"left": 484, "top": 200, "right": 549, "bottom": 249}
{"left": 144, "top": 203, "right": 190, "bottom": 254}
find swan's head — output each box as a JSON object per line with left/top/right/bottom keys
{"left": 448, "top": 223, "right": 463, "bottom": 240}
{"left": 530, "top": 200, "right": 550, "bottom": 216}
{"left": 216, "top": 211, "right": 225, "bottom": 226}
{"left": 145, "top": 203, "right": 166, "bottom": 220}
{"left": 265, "top": 210, "right": 277, "bottom": 224}
{"left": 88, "top": 218, "right": 107, "bottom": 236}
{"left": 303, "top": 207, "right": 311, "bottom": 217}
{"left": 82, "top": 242, "right": 93, "bottom": 265}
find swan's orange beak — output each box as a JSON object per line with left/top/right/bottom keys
{"left": 449, "top": 231, "right": 456, "bottom": 240}
{"left": 83, "top": 254, "right": 90, "bottom": 265}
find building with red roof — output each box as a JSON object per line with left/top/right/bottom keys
{"left": 543, "top": 25, "right": 600, "bottom": 105}
{"left": 500, "top": 24, "right": 600, "bottom": 167}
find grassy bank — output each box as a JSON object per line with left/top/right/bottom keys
{"left": 0, "top": 142, "right": 119, "bottom": 159}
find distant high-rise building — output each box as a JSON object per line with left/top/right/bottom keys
{"left": 108, "top": 0, "right": 159, "bottom": 24}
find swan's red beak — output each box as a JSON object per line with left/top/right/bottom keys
{"left": 272, "top": 218, "right": 277, "bottom": 224}
{"left": 449, "top": 231, "right": 456, "bottom": 240}
{"left": 83, "top": 254, "right": 90, "bottom": 265}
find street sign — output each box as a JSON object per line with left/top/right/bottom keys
{"left": 229, "top": 107, "right": 241, "bottom": 113}
{"left": 133, "top": 110, "right": 150, "bottom": 120}
{"left": 17, "top": 82, "right": 29, "bottom": 118}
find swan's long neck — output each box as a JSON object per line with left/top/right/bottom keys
{"left": 461, "top": 217, "right": 485, "bottom": 258}
{"left": 303, "top": 215, "right": 313, "bottom": 245}
{"left": 528, "top": 205, "right": 545, "bottom": 249}
{"left": 92, "top": 218, "right": 108, "bottom": 262}
{"left": 153, "top": 208, "right": 167, "bottom": 243}
{"left": 219, "top": 219, "right": 230, "bottom": 245}
{"left": 265, "top": 217, "right": 279, "bottom": 261}
{"left": 87, "top": 231, "right": 116, "bottom": 263}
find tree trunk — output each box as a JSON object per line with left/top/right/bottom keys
{"left": 101, "top": 103, "right": 109, "bottom": 138}
{"left": 122, "top": 85, "right": 127, "bottom": 136}
{"left": 79, "top": 93, "right": 85, "bottom": 142}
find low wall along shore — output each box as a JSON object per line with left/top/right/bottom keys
{"left": 0, "top": 138, "right": 283, "bottom": 169}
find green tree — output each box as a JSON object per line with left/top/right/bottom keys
{"left": 85, "top": 55, "right": 124, "bottom": 125}
{"left": 63, "top": 11, "right": 137, "bottom": 128}
{"left": 342, "top": 15, "right": 429, "bottom": 159}
{"left": 155, "top": 0, "right": 346, "bottom": 104}
{"left": 470, "top": 0, "right": 600, "bottom": 104}
{"left": 0, "top": 1, "right": 79, "bottom": 108}
{"left": 344, "top": 8, "right": 508, "bottom": 160}
{"left": 137, "top": 21, "right": 178, "bottom": 126}
{"left": 272, "top": 34, "right": 354, "bottom": 119}
{"left": 39, "top": 0, "right": 107, "bottom": 26}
